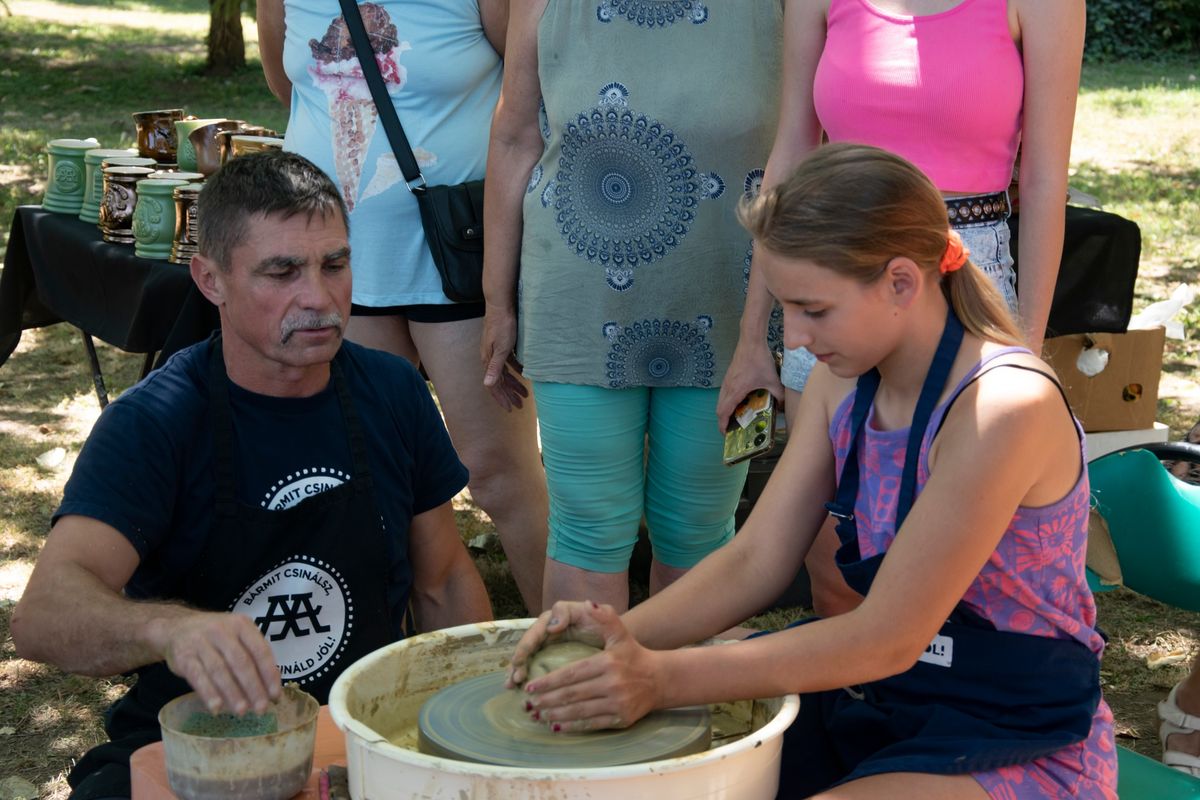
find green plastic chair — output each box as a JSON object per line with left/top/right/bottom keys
{"left": 1118, "top": 746, "right": 1200, "bottom": 799}
{"left": 1087, "top": 443, "right": 1200, "bottom": 610}
{"left": 1087, "top": 442, "right": 1200, "bottom": 798}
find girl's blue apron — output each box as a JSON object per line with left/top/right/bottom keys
{"left": 776, "top": 312, "right": 1101, "bottom": 797}
{"left": 67, "top": 340, "right": 399, "bottom": 800}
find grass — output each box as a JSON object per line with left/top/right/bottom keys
{"left": 1, "top": 1, "right": 1199, "bottom": 795}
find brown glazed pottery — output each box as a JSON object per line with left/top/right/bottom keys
{"left": 132, "top": 108, "right": 185, "bottom": 163}
{"left": 99, "top": 166, "right": 155, "bottom": 244}
{"left": 228, "top": 135, "right": 286, "bottom": 160}
{"left": 170, "top": 182, "right": 204, "bottom": 265}
{"left": 188, "top": 120, "right": 241, "bottom": 176}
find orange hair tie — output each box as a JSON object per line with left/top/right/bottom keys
{"left": 939, "top": 229, "right": 970, "bottom": 274}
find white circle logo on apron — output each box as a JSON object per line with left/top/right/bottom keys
{"left": 230, "top": 555, "right": 354, "bottom": 685}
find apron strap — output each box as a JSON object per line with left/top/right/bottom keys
{"left": 208, "top": 340, "right": 374, "bottom": 515}
{"left": 895, "top": 312, "right": 963, "bottom": 529}
{"left": 827, "top": 309, "right": 964, "bottom": 586}
{"left": 208, "top": 337, "right": 238, "bottom": 518}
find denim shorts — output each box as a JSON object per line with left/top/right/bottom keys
{"left": 781, "top": 217, "right": 1015, "bottom": 392}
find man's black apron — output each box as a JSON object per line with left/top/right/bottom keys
{"left": 777, "top": 312, "right": 1101, "bottom": 797}
{"left": 69, "top": 341, "right": 397, "bottom": 800}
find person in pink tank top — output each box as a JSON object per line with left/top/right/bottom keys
{"left": 717, "top": 0, "right": 1086, "bottom": 621}
{"left": 502, "top": 144, "right": 1117, "bottom": 799}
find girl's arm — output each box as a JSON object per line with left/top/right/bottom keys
{"left": 479, "top": 0, "right": 548, "bottom": 406}
{"left": 519, "top": 360, "right": 1080, "bottom": 729}
{"left": 715, "top": 0, "right": 828, "bottom": 429}
{"left": 624, "top": 363, "right": 844, "bottom": 650}
{"left": 256, "top": 0, "right": 292, "bottom": 108}
{"left": 1009, "top": 0, "right": 1086, "bottom": 352}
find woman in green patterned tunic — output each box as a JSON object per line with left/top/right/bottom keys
{"left": 482, "top": 0, "right": 783, "bottom": 610}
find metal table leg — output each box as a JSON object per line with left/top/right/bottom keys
{"left": 140, "top": 351, "right": 156, "bottom": 380}
{"left": 79, "top": 328, "right": 109, "bottom": 408}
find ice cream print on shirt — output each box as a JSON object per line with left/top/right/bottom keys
{"left": 230, "top": 555, "right": 353, "bottom": 686}
{"left": 307, "top": 4, "right": 436, "bottom": 212}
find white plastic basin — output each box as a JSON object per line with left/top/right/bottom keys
{"left": 328, "top": 620, "right": 799, "bottom": 799}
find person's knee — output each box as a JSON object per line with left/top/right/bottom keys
{"left": 452, "top": 433, "right": 542, "bottom": 515}
{"left": 643, "top": 507, "right": 736, "bottom": 569}
{"left": 547, "top": 516, "right": 640, "bottom": 573}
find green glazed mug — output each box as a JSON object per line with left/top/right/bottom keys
{"left": 174, "top": 118, "right": 226, "bottom": 172}
{"left": 43, "top": 138, "right": 100, "bottom": 214}
{"left": 80, "top": 148, "right": 138, "bottom": 225}
{"left": 133, "top": 178, "right": 189, "bottom": 259}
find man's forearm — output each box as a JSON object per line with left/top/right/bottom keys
{"left": 411, "top": 561, "right": 493, "bottom": 633}
{"left": 13, "top": 560, "right": 187, "bottom": 676}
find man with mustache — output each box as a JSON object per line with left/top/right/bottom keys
{"left": 12, "top": 150, "right": 492, "bottom": 800}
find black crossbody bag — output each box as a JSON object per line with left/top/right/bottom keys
{"left": 338, "top": 0, "right": 485, "bottom": 303}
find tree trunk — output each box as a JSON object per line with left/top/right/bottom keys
{"left": 206, "top": 0, "right": 245, "bottom": 76}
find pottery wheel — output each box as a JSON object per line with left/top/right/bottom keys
{"left": 418, "top": 671, "right": 711, "bottom": 768}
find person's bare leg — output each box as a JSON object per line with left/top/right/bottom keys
{"left": 1166, "top": 661, "right": 1200, "bottom": 759}
{"left": 543, "top": 559, "right": 630, "bottom": 614}
{"left": 410, "top": 317, "right": 549, "bottom": 613}
{"left": 648, "top": 558, "right": 687, "bottom": 596}
{"left": 345, "top": 314, "right": 420, "bottom": 363}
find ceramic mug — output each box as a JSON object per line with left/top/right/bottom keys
{"left": 189, "top": 120, "right": 241, "bottom": 177}
{"left": 79, "top": 147, "right": 137, "bottom": 224}
{"left": 228, "top": 135, "right": 286, "bottom": 160}
{"left": 170, "top": 182, "right": 204, "bottom": 265}
{"left": 174, "top": 118, "right": 226, "bottom": 172}
{"left": 149, "top": 170, "right": 204, "bottom": 183}
{"left": 99, "top": 166, "right": 155, "bottom": 244}
{"left": 133, "top": 178, "right": 190, "bottom": 259}
{"left": 43, "top": 138, "right": 101, "bottom": 214}
{"left": 100, "top": 156, "right": 158, "bottom": 171}
{"left": 132, "top": 108, "right": 185, "bottom": 163}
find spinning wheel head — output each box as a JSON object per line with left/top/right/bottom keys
{"left": 417, "top": 671, "right": 711, "bottom": 768}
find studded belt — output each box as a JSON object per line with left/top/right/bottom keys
{"left": 945, "top": 191, "right": 1010, "bottom": 226}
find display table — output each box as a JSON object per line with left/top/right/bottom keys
{"left": 0, "top": 206, "right": 219, "bottom": 404}
{"left": 130, "top": 706, "right": 346, "bottom": 800}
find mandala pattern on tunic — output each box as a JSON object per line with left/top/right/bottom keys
{"left": 596, "top": 0, "right": 708, "bottom": 26}
{"left": 743, "top": 168, "right": 765, "bottom": 199}
{"left": 539, "top": 97, "right": 552, "bottom": 142}
{"left": 603, "top": 317, "right": 715, "bottom": 388}
{"left": 553, "top": 82, "right": 722, "bottom": 292}
{"left": 526, "top": 164, "right": 543, "bottom": 195}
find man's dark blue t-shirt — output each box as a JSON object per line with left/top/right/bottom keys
{"left": 55, "top": 337, "right": 468, "bottom": 635}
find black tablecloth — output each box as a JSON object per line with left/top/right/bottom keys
{"left": 0, "top": 206, "right": 218, "bottom": 368}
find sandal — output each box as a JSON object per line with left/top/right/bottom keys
{"left": 1158, "top": 682, "right": 1200, "bottom": 776}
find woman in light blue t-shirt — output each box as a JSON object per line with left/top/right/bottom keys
{"left": 258, "top": 0, "right": 548, "bottom": 613}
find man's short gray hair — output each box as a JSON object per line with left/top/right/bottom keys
{"left": 196, "top": 150, "right": 348, "bottom": 269}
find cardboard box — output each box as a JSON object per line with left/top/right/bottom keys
{"left": 1042, "top": 327, "right": 1166, "bottom": 432}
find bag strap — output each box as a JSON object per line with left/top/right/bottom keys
{"left": 336, "top": 0, "right": 426, "bottom": 193}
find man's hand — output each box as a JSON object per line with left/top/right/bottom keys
{"left": 154, "top": 612, "right": 282, "bottom": 715}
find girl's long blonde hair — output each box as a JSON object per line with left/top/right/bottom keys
{"left": 739, "top": 144, "right": 1023, "bottom": 346}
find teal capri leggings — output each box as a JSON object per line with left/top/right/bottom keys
{"left": 532, "top": 381, "right": 750, "bottom": 572}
